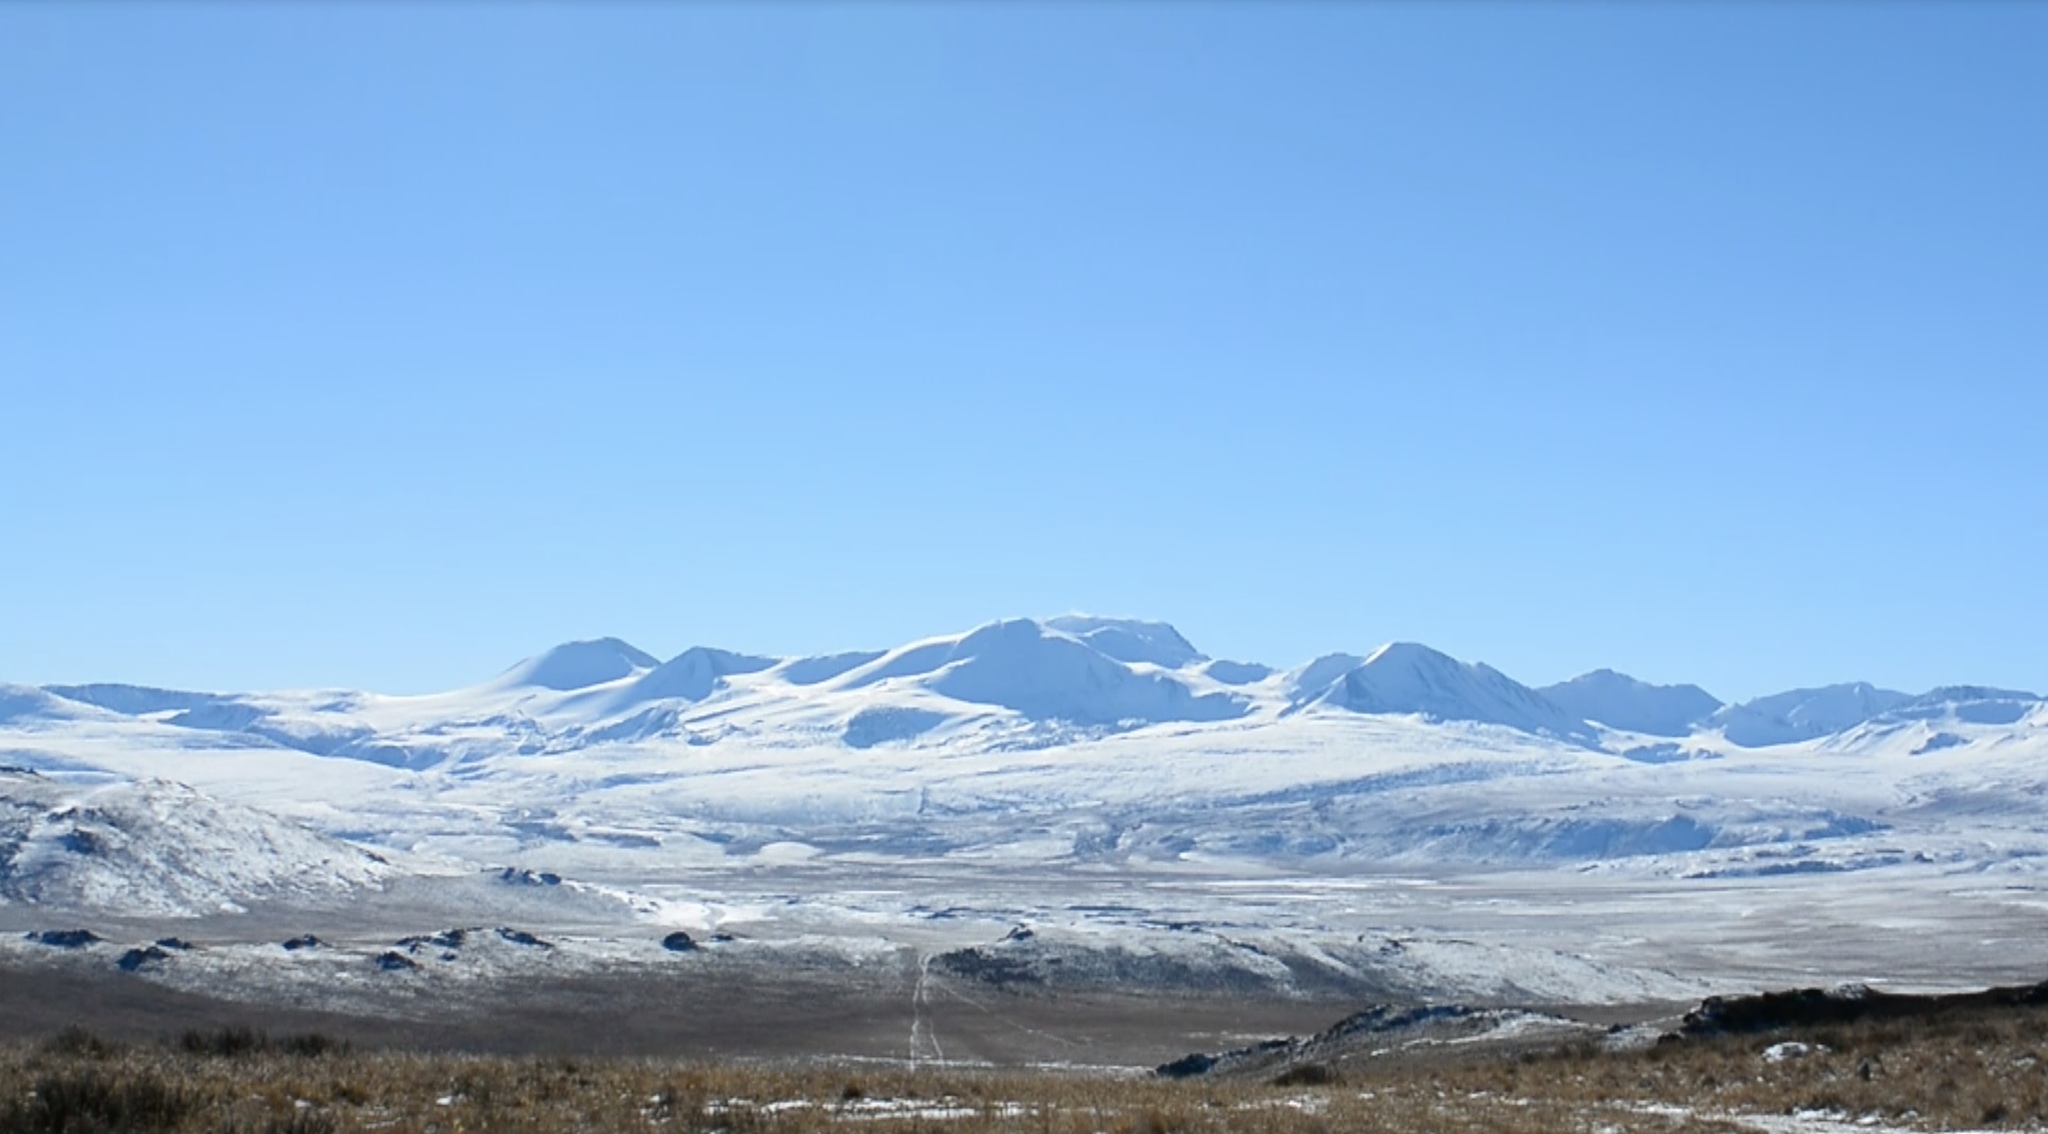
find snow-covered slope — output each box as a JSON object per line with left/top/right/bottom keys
{"left": 1201, "top": 659, "right": 1274, "bottom": 685}
{"left": 1538, "top": 670, "right": 1722, "bottom": 737}
{"left": 1, "top": 685, "right": 110, "bottom": 726}
{"left": 1309, "top": 643, "right": 1595, "bottom": 744}
{"left": 1885, "top": 685, "right": 2043, "bottom": 727}
{"left": 34, "top": 683, "right": 219, "bottom": 717}
{"left": 1042, "top": 615, "right": 1206, "bottom": 669}
{"left": 834, "top": 618, "right": 1245, "bottom": 725}
{"left": 1711, "top": 683, "right": 1914, "bottom": 747}
{"left": 494, "top": 637, "right": 659, "bottom": 692}
{"left": 0, "top": 770, "right": 393, "bottom": 918}
{"left": 616, "top": 646, "right": 778, "bottom": 707}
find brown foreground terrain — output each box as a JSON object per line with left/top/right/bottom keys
{"left": 0, "top": 962, "right": 1346, "bottom": 1067}
{"left": 3, "top": 987, "right": 2048, "bottom": 1134}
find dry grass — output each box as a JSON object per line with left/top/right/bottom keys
{"left": 4, "top": 1007, "right": 2047, "bottom": 1134}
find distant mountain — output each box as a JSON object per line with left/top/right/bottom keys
{"left": 1883, "top": 686, "right": 2043, "bottom": 727}
{"left": 497, "top": 638, "right": 659, "bottom": 692}
{"left": 1819, "top": 687, "right": 2048, "bottom": 754}
{"left": 1202, "top": 659, "right": 1275, "bottom": 686}
{"left": 837, "top": 618, "right": 1246, "bottom": 725}
{"left": 7, "top": 617, "right": 2048, "bottom": 903}
{"left": 15, "top": 617, "right": 2040, "bottom": 756}
{"left": 1711, "top": 683, "right": 1913, "bottom": 748}
{"left": 1042, "top": 616, "right": 1207, "bottom": 669}
{"left": 616, "top": 646, "right": 778, "bottom": 707}
{"left": 776, "top": 651, "right": 887, "bottom": 686}
{"left": 1288, "top": 654, "right": 1369, "bottom": 704}
{"left": 39, "top": 683, "right": 223, "bottom": 716}
{"left": 1538, "top": 670, "right": 1722, "bottom": 738}
{"left": 1311, "top": 643, "right": 1596, "bottom": 744}
{"left": 0, "top": 685, "right": 105, "bottom": 726}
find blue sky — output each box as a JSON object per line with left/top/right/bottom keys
{"left": 3, "top": 3, "right": 2043, "bottom": 701}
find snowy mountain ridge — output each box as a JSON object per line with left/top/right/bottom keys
{"left": 13, "top": 616, "right": 2042, "bottom": 765}
{"left": 1536, "top": 670, "right": 1723, "bottom": 738}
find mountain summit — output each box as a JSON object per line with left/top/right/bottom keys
{"left": 497, "top": 638, "right": 659, "bottom": 692}
{"left": 1312, "top": 643, "right": 1596, "bottom": 743}
{"left": 1041, "top": 616, "right": 1207, "bottom": 669}
{"left": 1710, "top": 683, "right": 1912, "bottom": 747}
{"left": 838, "top": 618, "right": 1245, "bottom": 725}
{"left": 1538, "top": 670, "right": 1723, "bottom": 738}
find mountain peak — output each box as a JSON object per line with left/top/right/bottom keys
{"left": 838, "top": 617, "right": 1243, "bottom": 725}
{"left": 1042, "top": 616, "right": 1206, "bottom": 669}
{"left": 1711, "top": 682, "right": 1914, "bottom": 747}
{"left": 1317, "top": 643, "right": 1593, "bottom": 743}
{"left": 618, "top": 646, "right": 779, "bottom": 707}
{"left": 1359, "top": 641, "right": 1452, "bottom": 670}
{"left": 499, "top": 638, "right": 660, "bottom": 692}
{"left": 1288, "top": 653, "right": 1370, "bottom": 702}
{"left": 1537, "top": 670, "right": 1722, "bottom": 738}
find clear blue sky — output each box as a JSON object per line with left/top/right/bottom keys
{"left": 3, "top": 3, "right": 2043, "bottom": 702}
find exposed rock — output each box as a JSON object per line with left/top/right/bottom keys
{"left": 497, "top": 867, "right": 562, "bottom": 887}
{"left": 1155, "top": 1004, "right": 1596, "bottom": 1080}
{"left": 1155, "top": 1052, "right": 1222, "bottom": 1079}
{"left": 934, "top": 945, "right": 1040, "bottom": 988}
{"left": 117, "top": 945, "right": 170, "bottom": 972}
{"left": 26, "top": 929, "right": 101, "bottom": 949}
{"left": 1682, "top": 980, "right": 2048, "bottom": 1036}
{"left": 397, "top": 928, "right": 470, "bottom": 952}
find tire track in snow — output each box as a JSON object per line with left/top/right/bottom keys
{"left": 910, "top": 951, "right": 945, "bottom": 1066}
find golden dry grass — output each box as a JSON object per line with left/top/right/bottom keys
{"left": 3, "top": 1005, "right": 2046, "bottom": 1134}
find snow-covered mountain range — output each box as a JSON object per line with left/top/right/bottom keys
{"left": 3, "top": 614, "right": 2042, "bottom": 882}
{"left": 3, "top": 615, "right": 2046, "bottom": 1011}
{"left": 10, "top": 615, "right": 2034, "bottom": 771}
